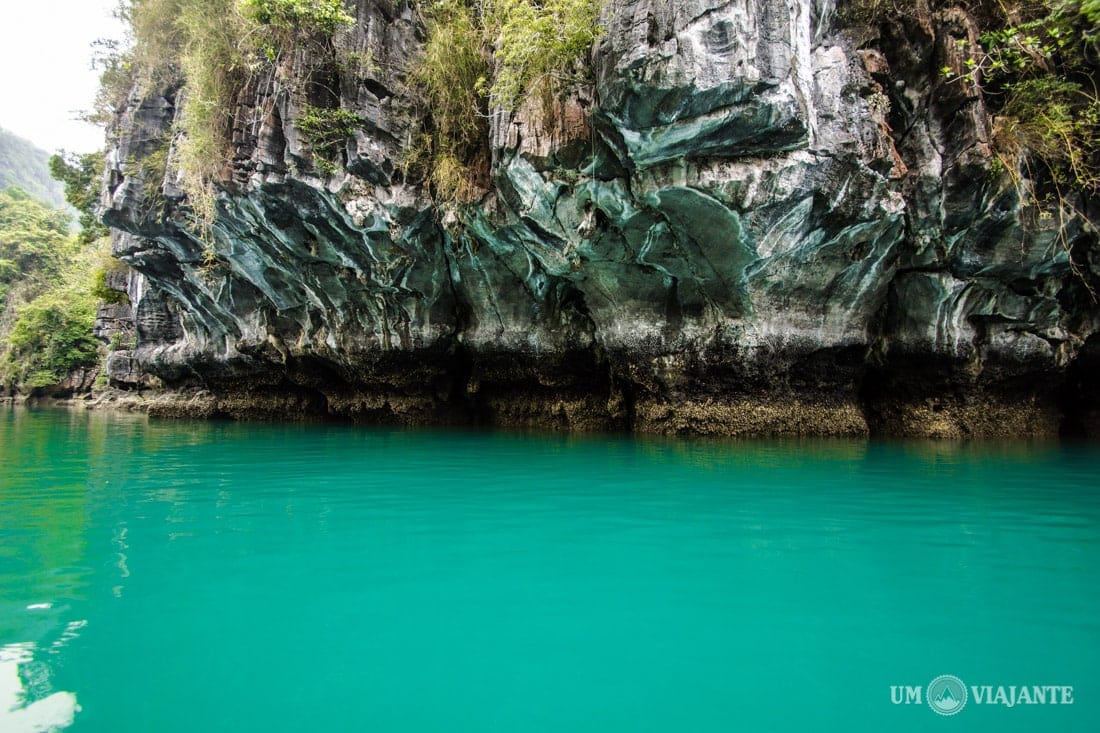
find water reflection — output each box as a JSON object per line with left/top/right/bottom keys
{"left": 1, "top": 407, "right": 1098, "bottom": 732}
{"left": 0, "top": 642, "right": 79, "bottom": 732}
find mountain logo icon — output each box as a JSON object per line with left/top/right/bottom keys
{"left": 927, "top": 675, "right": 968, "bottom": 716}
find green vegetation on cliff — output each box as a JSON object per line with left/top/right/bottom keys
{"left": 100, "top": 0, "right": 354, "bottom": 252}
{"left": 480, "top": 0, "right": 602, "bottom": 110}
{"left": 242, "top": 0, "right": 354, "bottom": 37}
{"left": 957, "top": 2, "right": 1099, "bottom": 203}
{"left": 857, "top": 0, "right": 1100, "bottom": 209}
{"left": 408, "top": 0, "right": 491, "bottom": 203}
{"left": 100, "top": 0, "right": 602, "bottom": 210}
{"left": 408, "top": 0, "right": 602, "bottom": 201}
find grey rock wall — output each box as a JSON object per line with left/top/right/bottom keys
{"left": 97, "top": 0, "right": 1100, "bottom": 436}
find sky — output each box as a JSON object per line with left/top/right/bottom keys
{"left": 0, "top": 0, "right": 126, "bottom": 154}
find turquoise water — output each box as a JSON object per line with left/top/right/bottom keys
{"left": 1, "top": 407, "right": 1098, "bottom": 731}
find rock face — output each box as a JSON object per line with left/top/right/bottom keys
{"left": 99, "top": 0, "right": 1100, "bottom": 437}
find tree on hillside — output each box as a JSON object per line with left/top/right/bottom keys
{"left": 0, "top": 187, "right": 100, "bottom": 392}
{"left": 0, "top": 187, "right": 75, "bottom": 302}
{"left": 49, "top": 151, "right": 108, "bottom": 245}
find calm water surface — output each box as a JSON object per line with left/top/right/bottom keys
{"left": 1, "top": 407, "right": 1098, "bottom": 731}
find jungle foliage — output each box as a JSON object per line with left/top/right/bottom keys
{"left": 0, "top": 188, "right": 101, "bottom": 391}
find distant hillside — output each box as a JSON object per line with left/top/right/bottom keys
{"left": 0, "top": 127, "right": 68, "bottom": 209}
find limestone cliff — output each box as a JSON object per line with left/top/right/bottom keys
{"left": 98, "top": 0, "right": 1100, "bottom": 437}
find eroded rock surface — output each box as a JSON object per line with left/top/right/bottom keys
{"left": 98, "top": 0, "right": 1100, "bottom": 437}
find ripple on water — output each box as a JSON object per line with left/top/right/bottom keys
{"left": 1, "top": 409, "right": 1098, "bottom": 732}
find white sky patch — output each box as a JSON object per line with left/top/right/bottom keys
{"left": 0, "top": 0, "right": 125, "bottom": 154}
